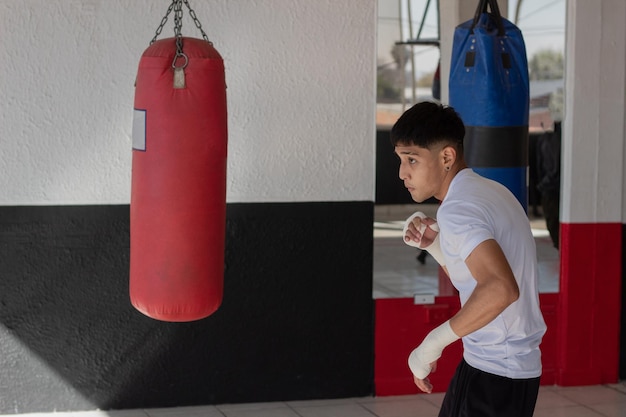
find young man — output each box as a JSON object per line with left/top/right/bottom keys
{"left": 392, "top": 102, "right": 546, "bottom": 417}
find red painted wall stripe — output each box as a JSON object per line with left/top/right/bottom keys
{"left": 375, "top": 294, "right": 559, "bottom": 395}
{"left": 374, "top": 296, "right": 462, "bottom": 396}
{"left": 557, "top": 222, "right": 622, "bottom": 385}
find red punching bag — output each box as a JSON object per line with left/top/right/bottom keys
{"left": 130, "top": 7, "right": 227, "bottom": 322}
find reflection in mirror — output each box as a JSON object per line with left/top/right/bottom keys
{"left": 373, "top": 0, "right": 564, "bottom": 299}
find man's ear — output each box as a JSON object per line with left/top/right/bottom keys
{"left": 441, "top": 145, "right": 457, "bottom": 166}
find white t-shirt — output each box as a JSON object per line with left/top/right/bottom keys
{"left": 438, "top": 168, "right": 547, "bottom": 379}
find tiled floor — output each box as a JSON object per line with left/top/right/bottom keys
{"left": 7, "top": 383, "right": 626, "bottom": 417}
{"left": 6, "top": 205, "right": 623, "bottom": 417}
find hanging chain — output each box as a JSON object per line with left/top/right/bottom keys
{"left": 150, "top": 1, "right": 176, "bottom": 45}
{"left": 173, "top": 0, "right": 185, "bottom": 65}
{"left": 148, "top": 0, "right": 213, "bottom": 76}
{"left": 183, "top": 0, "right": 211, "bottom": 44}
{"left": 149, "top": 0, "right": 212, "bottom": 46}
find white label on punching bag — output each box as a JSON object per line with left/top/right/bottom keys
{"left": 132, "top": 109, "right": 147, "bottom": 151}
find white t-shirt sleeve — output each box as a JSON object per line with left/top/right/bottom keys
{"left": 439, "top": 202, "right": 494, "bottom": 261}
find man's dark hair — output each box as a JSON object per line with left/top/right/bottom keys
{"left": 390, "top": 101, "right": 465, "bottom": 153}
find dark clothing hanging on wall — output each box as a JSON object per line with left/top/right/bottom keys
{"left": 536, "top": 122, "right": 561, "bottom": 248}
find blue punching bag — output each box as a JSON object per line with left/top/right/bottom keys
{"left": 449, "top": 0, "right": 529, "bottom": 210}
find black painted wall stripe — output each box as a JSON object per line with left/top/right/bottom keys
{"left": 464, "top": 125, "right": 529, "bottom": 167}
{"left": 0, "top": 202, "right": 374, "bottom": 413}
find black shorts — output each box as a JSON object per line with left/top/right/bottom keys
{"left": 439, "top": 359, "right": 540, "bottom": 417}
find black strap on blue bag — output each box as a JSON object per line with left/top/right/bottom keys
{"left": 470, "top": 0, "right": 505, "bottom": 36}
{"left": 466, "top": 0, "right": 510, "bottom": 68}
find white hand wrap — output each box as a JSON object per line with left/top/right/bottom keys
{"left": 408, "top": 320, "right": 460, "bottom": 379}
{"left": 402, "top": 212, "right": 446, "bottom": 266}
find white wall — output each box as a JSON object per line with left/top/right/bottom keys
{"left": 561, "top": 0, "right": 626, "bottom": 223}
{"left": 0, "top": 0, "right": 376, "bottom": 205}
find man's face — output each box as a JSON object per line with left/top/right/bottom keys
{"left": 394, "top": 143, "right": 446, "bottom": 202}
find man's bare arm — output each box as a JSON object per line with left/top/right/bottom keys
{"left": 449, "top": 239, "right": 519, "bottom": 337}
